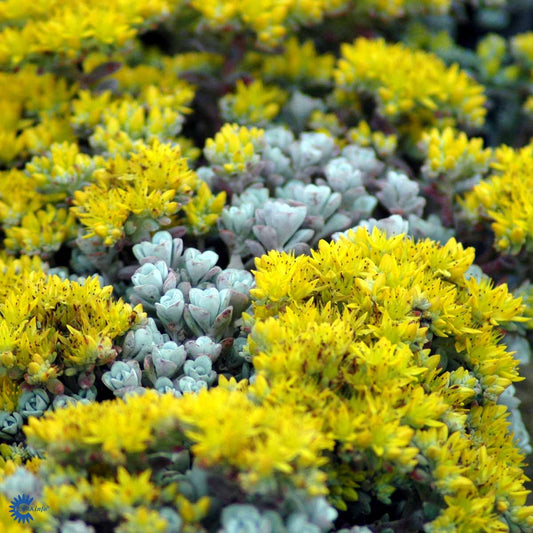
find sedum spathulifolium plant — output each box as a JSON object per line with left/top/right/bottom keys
{"left": 1, "top": 0, "right": 533, "bottom": 531}
{"left": 0, "top": 252, "right": 147, "bottom": 442}
{"left": 461, "top": 143, "right": 533, "bottom": 257}
{"left": 246, "top": 227, "right": 533, "bottom": 530}
{"left": 100, "top": 230, "right": 254, "bottom": 398}
{"left": 208, "top": 122, "right": 462, "bottom": 269}
{"left": 2, "top": 228, "right": 531, "bottom": 532}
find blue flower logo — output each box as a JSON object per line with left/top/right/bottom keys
{"left": 9, "top": 494, "right": 34, "bottom": 524}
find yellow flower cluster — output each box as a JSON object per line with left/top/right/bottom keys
{"left": 68, "top": 54, "right": 198, "bottom": 157}
{"left": 220, "top": 80, "right": 288, "bottom": 126}
{"left": 25, "top": 384, "right": 331, "bottom": 496}
{"left": 25, "top": 142, "right": 104, "bottom": 202}
{"left": 0, "top": 0, "right": 173, "bottom": 67}
{"left": 309, "top": 111, "right": 347, "bottom": 142}
{"left": 354, "top": 0, "right": 451, "bottom": 18}
{"left": 245, "top": 37, "right": 335, "bottom": 87}
{"left": 71, "top": 90, "right": 114, "bottom": 130}
{"left": 180, "top": 181, "right": 226, "bottom": 236}
{"left": 0, "top": 144, "right": 105, "bottom": 256}
{"left": 0, "top": 170, "right": 47, "bottom": 228}
{"left": 245, "top": 227, "right": 531, "bottom": 527}
{"left": 162, "top": 51, "right": 225, "bottom": 76}
{"left": 79, "top": 48, "right": 224, "bottom": 91}
{"left": 0, "top": 63, "right": 204, "bottom": 253}
{"left": 334, "top": 38, "right": 487, "bottom": 139}
{"left": 347, "top": 120, "right": 398, "bottom": 157}
{"left": 203, "top": 123, "right": 266, "bottom": 175}
{"left": 72, "top": 141, "right": 198, "bottom": 246}
{"left": 251, "top": 227, "right": 526, "bottom": 395}
{"left": 0, "top": 271, "right": 145, "bottom": 392}
{"left": 0, "top": 254, "right": 44, "bottom": 400}
{"left": 420, "top": 127, "right": 492, "bottom": 186}
{"left": 13, "top": 229, "right": 533, "bottom": 530}
{"left": 92, "top": 49, "right": 224, "bottom": 87}
{"left": 89, "top": 84, "right": 195, "bottom": 156}
{"left": 0, "top": 66, "right": 75, "bottom": 165}
{"left": 4, "top": 205, "right": 78, "bottom": 257}
{"left": 0, "top": 443, "right": 42, "bottom": 478}
{"left": 0, "top": 252, "right": 44, "bottom": 300}
{"left": 189, "top": 0, "right": 455, "bottom": 47}
{"left": 461, "top": 143, "right": 533, "bottom": 254}
{"left": 190, "top": 0, "right": 345, "bottom": 48}
{"left": 511, "top": 32, "right": 533, "bottom": 66}
{"left": 0, "top": 377, "right": 20, "bottom": 413}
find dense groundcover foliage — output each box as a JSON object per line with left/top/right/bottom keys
{"left": 1, "top": 1, "right": 533, "bottom": 531}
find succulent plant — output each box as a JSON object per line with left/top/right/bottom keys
{"left": 143, "top": 341, "right": 186, "bottom": 383}
{"left": 0, "top": 412, "right": 23, "bottom": 440}
{"left": 122, "top": 318, "right": 170, "bottom": 363}
{"left": 184, "top": 336, "right": 222, "bottom": 362}
{"left": 376, "top": 170, "right": 426, "bottom": 216}
{"left": 183, "top": 287, "right": 233, "bottom": 340}
{"left": 246, "top": 200, "right": 314, "bottom": 259}
{"left": 155, "top": 288, "right": 186, "bottom": 340}
{"left": 132, "top": 230, "right": 184, "bottom": 271}
{"left": 102, "top": 361, "right": 143, "bottom": 398}
{"left": 275, "top": 181, "right": 352, "bottom": 245}
{"left": 183, "top": 355, "right": 217, "bottom": 385}
{"left": 219, "top": 504, "right": 283, "bottom": 533}
{"left": 131, "top": 261, "right": 176, "bottom": 311}
{"left": 17, "top": 389, "right": 50, "bottom": 419}
{"left": 177, "top": 375, "right": 208, "bottom": 394}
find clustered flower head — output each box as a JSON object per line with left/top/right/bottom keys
{"left": 334, "top": 38, "right": 487, "bottom": 139}
{"left": 0, "top": 254, "right": 146, "bottom": 440}
{"left": 220, "top": 79, "right": 288, "bottom": 126}
{"left": 244, "top": 37, "right": 336, "bottom": 88}
{"left": 203, "top": 123, "right": 266, "bottom": 177}
{"left": 0, "top": 0, "right": 173, "bottom": 67}
{"left": 420, "top": 127, "right": 493, "bottom": 191}
{"left": 246, "top": 227, "right": 532, "bottom": 529}
{"left": 14, "top": 384, "right": 335, "bottom": 532}
{"left": 461, "top": 143, "right": 533, "bottom": 254}
{"left": 72, "top": 140, "right": 198, "bottom": 246}
{"left": 0, "top": 66, "right": 75, "bottom": 165}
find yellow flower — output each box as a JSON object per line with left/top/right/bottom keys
{"left": 25, "top": 142, "right": 104, "bottom": 201}
{"left": 72, "top": 140, "right": 197, "bottom": 245}
{"left": 334, "top": 38, "right": 486, "bottom": 139}
{"left": 91, "top": 468, "right": 158, "bottom": 512}
{"left": 347, "top": 120, "right": 397, "bottom": 157}
{"left": 180, "top": 181, "right": 226, "bottom": 236}
{"left": 4, "top": 205, "right": 78, "bottom": 256}
{"left": 420, "top": 127, "right": 492, "bottom": 187}
{"left": 461, "top": 143, "right": 533, "bottom": 254}
{"left": 0, "top": 169, "right": 46, "bottom": 227}
{"left": 246, "top": 37, "right": 335, "bottom": 86}
{"left": 511, "top": 32, "right": 533, "bottom": 66}
{"left": 71, "top": 90, "right": 114, "bottom": 129}
{"left": 0, "top": 272, "right": 145, "bottom": 392}
{"left": 0, "top": 0, "right": 172, "bottom": 67}
{"left": 0, "top": 376, "right": 21, "bottom": 412}
{"left": 117, "top": 506, "right": 169, "bottom": 533}
{"left": 204, "top": 123, "right": 265, "bottom": 175}
{"left": 176, "top": 495, "right": 210, "bottom": 525}
{"left": 220, "top": 79, "right": 288, "bottom": 126}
